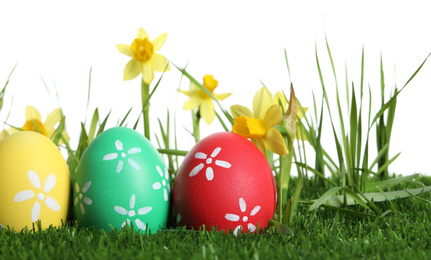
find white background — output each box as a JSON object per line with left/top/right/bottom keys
{"left": 0, "top": 1, "right": 430, "bottom": 175}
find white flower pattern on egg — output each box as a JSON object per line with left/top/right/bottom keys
{"left": 114, "top": 195, "right": 152, "bottom": 231}
{"left": 102, "top": 140, "right": 141, "bottom": 173}
{"left": 74, "top": 181, "right": 93, "bottom": 215}
{"left": 152, "top": 166, "right": 171, "bottom": 201}
{"left": 224, "top": 197, "right": 261, "bottom": 236}
{"left": 189, "top": 147, "right": 231, "bottom": 181}
{"left": 14, "top": 170, "right": 61, "bottom": 222}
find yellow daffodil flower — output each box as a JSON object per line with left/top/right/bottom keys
{"left": 273, "top": 91, "right": 308, "bottom": 140}
{"left": 230, "top": 87, "right": 288, "bottom": 157}
{"left": 9, "top": 106, "right": 70, "bottom": 144}
{"left": 117, "top": 28, "right": 170, "bottom": 84}
{"left": 179, "top": 75, "right": 231, "bottom": 124}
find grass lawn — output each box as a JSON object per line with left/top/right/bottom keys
{"left": 1, "top": 176, "right": 431, "bottom": 259}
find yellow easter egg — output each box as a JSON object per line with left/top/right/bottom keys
{"left": 0, "top": 131, "right": 70, "bottom": 231}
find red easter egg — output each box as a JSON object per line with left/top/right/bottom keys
{"left": 173, "top": 132, "right": 276, "bottom": 235}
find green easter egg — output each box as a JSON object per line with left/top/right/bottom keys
{"left": 73, "top": 127, "right": 170, "bottom": 233}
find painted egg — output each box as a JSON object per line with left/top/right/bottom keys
{"left": 173, "top": 132, "right": 276, "bottom": 235}
{"left": 73, "top": 127, "right": 170, "bottom": 233}
{"left": 0, "top": 131, "right": 70, "bottom": 231}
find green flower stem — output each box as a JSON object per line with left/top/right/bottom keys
{"left": 141, "top": 80, "right": 150, "bottom": 140}
{"left": 278, "top": 154, "right": 284, "bottom": 222}
{"left": 192, "top": 110, "right": 200, "bottom": 143}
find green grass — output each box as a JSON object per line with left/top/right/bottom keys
{"left": 2, "top": 176, "right": 431, "bottom": 260}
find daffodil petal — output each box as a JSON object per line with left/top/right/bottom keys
{"left": 296, "top": 125, "right": 307, "bottom": 141}
{"left": 200, "top": 100, "right": 215, "bottom": 124}
{"left": 0, "top": 130, "right": 10, "bottom": 142}
{"left": 152, "top": 54, "right": 170, "bottom": 72}
{"left": 152, "top": 33, "right": 167, "bottom": 52}
{"left": 61, "top": 130, "right": 71, "bottom": 143}
{"left": 263, "top": 128, "right": 288, "bottom": 156}
{"left": 44, "top": 109, "right": 62, "bottom": 130}
{"left": 252, "top": 138, "right": 267, "bottom": 158}
{"left": 213, "top": 92, "right": 232, "bottom": 101}
{"left": 8, "top": 127, "right": 20, "bottom": 134}
{"left": 123, "top": 59, "right": 141, "bottom": 81}
{"left": 298, "top": 106, "right": 308, "bottom": 119}
{"left": 230, "top": 105, "right": 253, "bottom": 118}
{"left": 142, "top": 62, "right": 154, "bottom": 84}
{"left": 25, "top": 106, "right": 42, "bottom": 121}
{"left": 190, "top": 81, "right": 203, "bottom": 91}
{"left": 116, "top": 44, "right": 133, "bottom": 57}
{"left": 263, "top": 105, "right": 282, "bottom": 129}
{"left": 178, "top": 89, "right": 194, "bottom": 97}
{"left": 183, "top": 96, "right": 201, "bottom": 110}
{"left": 273, "top": 91, "right": 287, "bottom": 112}
{"left": 253, "top": 87, "right": 273, "bottom": 121}
{"left": 137, "top": 28, "right": 149, "bottom": 39}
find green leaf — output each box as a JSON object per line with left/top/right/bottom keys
{"left": 284, "top": 171, "right": 303, "bottom": 226}
{"left": 0, "top": 64, "right": 17, "bottom": 111}
{"left": 133, "top": 112, "right": 142, "bottom": 130}
{"left": 284, "top": 48, "right": 292, "bottom": 81}
{"left": 349, "top": 84, "right": 358, "bottom": 179}
{"left": 119, "top": 107, "right": 133, "bottom": 127}
{"left": 295, "top": 162, "right": 337, "bottom": 187}
{"left": 85, "top": 67, "right": 93, "bottom": 124}
{"left": 366, "top": 174, "right": 420, "bottom": 192}
{"left": 376, "top": 152, "right": 400, "bottom": 175}
{"left": 369, "top": 143, "right": 389, "bottom": 170}
{"left": 51, "top": 116, "right": 66, "bottom": 146}
{"left": 405, "top": 190, "right": 431, "bottom": 205}
{"left": 323, "top": 186, "right": 431, "bottom": 207}
{"left": 309, "top": 187, "right": 344, "bottom": 211}
{"left": 77, "top": 123, "right": 89, "bottom": 160}
{"left": 385, "top": 89, "right": 397, "bottom": 141}
{"left": 322, "top": 204, "right": 378, "bottom": 219}
{"left": 215, "top": 111, "right": 229, "bottom": 132}
{"left": 268, "top": 219, "right": 294, "bottom": 236}
{"left": 96, "top": 111, "right": 111, "bottom": 137}
{"left": 88, "top": 108, "right": 99, "bottom": 143}
{"left": 370, "top": 52, "right": 431, "bottom": 129}
{"left": 375, "top": 186, "right": 398, "bottom": 214}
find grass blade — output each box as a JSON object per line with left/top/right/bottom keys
{"left": 295, "top": 163, "right": 337, "bottom": 186}
{"left": 323, "top": 186, "right": 431, "bottom": 207}
{"left": 308, "top": 187, "right": 344, "bottom": 211}
{"left": 366, "top": 174, "right": 420, "bottom": 192}
{"left": 96, "top": 111, "right": 111, "bottom": 136}
{"left": 119, "top": 107, "right": 133, "bottom": 127}
{"left": 88, "top": 108, "right": 99, "bottom": 143}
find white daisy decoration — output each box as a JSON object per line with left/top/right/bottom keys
{"left": 14, "top": 170, "right": 61, "bottom": 222}
{"left": 0, "top": 224, "right": 4, "bottom": 230}
{"left": 102, "top": 140, "right": 142, "bottom": 173}
{"left": 114, "top": 194, "right": 152, "bottom": 231}
{"left": 189, "top": 147, "right": 231, "bottom": 181}
{"left": 225, "top": 197, "right": 261, "bottom": 236}
{"left": 74, "top": 181, "right": 93, "bottom": 215}
{"left": 152, "top": 166, "right": 171, "bottom": 201}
